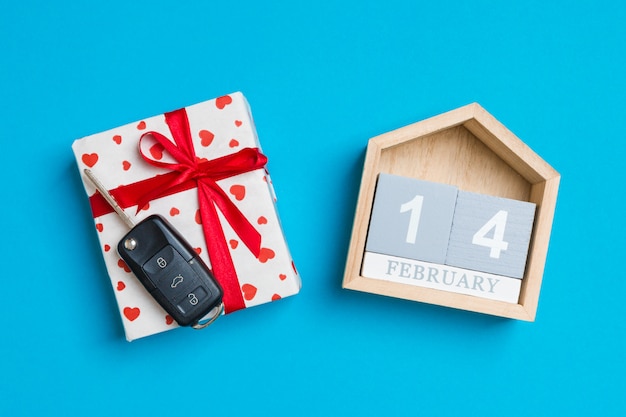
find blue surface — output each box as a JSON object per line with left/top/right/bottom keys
{"left": 1, "top": 1, "right": 625, "bottom": 415}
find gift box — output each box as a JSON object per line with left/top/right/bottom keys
{"left": 72, "top": 92, "right": 301, "bottom": 341}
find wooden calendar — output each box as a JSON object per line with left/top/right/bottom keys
{"left": 343, "top": 103, "right": 560, "bottom": 321}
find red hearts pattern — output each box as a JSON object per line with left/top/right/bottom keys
{"left": 123, "top": 307, "right": 140, "bottom": 321}
{"left": 279, "top": 274, "right": 287, "bottom": 281}
{"left": 117, "top": 281, "right": 126, "bottom": 291}
{"left": 229, "top": 239, "right": 239, "bottom": 249}
{"left": 257, "top": 216, "right": 267, "bottom": 225}
{"left": 271, "top": 294, "right": 281, "bottom": 301}
{"left": 195, "top": 210, "right": 202, "bottom": 224}
{"left": 234, "top": 120, "right": 242, "bottom": 127}
{"left": 150, "top": 143, "right": 164, "bottom": 160}
{"left": 170, "top": 207, "right": 180, "bottom": 216}
{"left": 112, "top": 135, "right": 122, "bottom": 144}
{"left": 82, "top": 153, "right": 98, "bottom": 167}
{"left": 122, "top": 160, "right": 131, "bottom": 171}
{"left": 258, "top": 247, "right": 275, "bottom": 263}
{"left": 137, "top": 121, "right": 146, "bottom": 130}
{"left": 229, "top": 185, "right": 245, "bottom": 201}
{"left": 194, "top": 247, "right": 202, "bottom": 254}
{"left": 199, "top": 129, "right": 214, "bottom": 147}
{"left": 229, "top": 139, "right": 239, "bottom": 148}
{"left": 215, "top": 95, "right": 232, "bottom": 109}
{"left": 118, "top": 259, "right": 131, "bottom": 273}
{"left": 242, "top": 284, "right": 257, "bottom": 301}
{"left": 104, "top": 244, "right": 111, "bottom": 252}
{"left": 165, "top": 315, "right": 174, "bottom": 325}
{"left": 95, "top": 223, "right": 103, "bottom": 232}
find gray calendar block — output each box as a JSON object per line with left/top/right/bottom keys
{"left": 365, "top": 173, "right": 458, "bottom": 264}
{"left": 445, "top": 191, "right": 536, "bottom": 279}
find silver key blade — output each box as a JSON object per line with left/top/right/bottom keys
{"left": 84, "top": 169, "right": 136, "bottom": 229}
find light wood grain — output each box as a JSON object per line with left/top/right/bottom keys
{"left": 343, "top": 103, "right": 560, "bottom": 321}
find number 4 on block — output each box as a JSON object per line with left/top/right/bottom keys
{"left": 445, "top": 191, "right": 536, "bottom": 279}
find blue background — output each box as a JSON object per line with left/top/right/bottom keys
{"left": 1, "top": 1, "right": 624, "bottom": 415}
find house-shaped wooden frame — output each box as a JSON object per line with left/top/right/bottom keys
{"left": 343, "top": 103, "right": 560, "bottom": 321}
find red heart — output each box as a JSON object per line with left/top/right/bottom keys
{"left": 123, "top": 307, "right": 140, "bottom": 321}
{"left": 195, "top": 210, "right": 202, "bottom": 224}
{"left": 82, "top": 153, "right": 98, "bottom": 168}
{"left": 118, "top": 259, "right": 131, "bottom": 273}
{"left": 137, "top": 121, "right": 146, "bottom": 130}
{"left": 257, "top": 216, "right": 267, "bottom": 225}
{"left": 142, "top": 202, "right": 150, "bottom": 211}
{"left": 165, "top": 315, "right": 174, "bottom": 325}
{"left": 199, "top": 129, "right": 214, "bottom": 147}
{"left": 95, "top": 223, "right": 103, "bottom": 232}
{"left": 170, "top": 207, "right": 180, "bottom": 216}
{"left": 271, "top": 294, "right": 281, "bottom": 301}
{"left": 215, "top": 95, "right": 232, "bottom": 109}
{"left": 117, "top": 281, "right": 126, "bottom": 291}
{"left": 194, "top": 247, "right": 202, "bottom": 254}
{"left": 229, "top": 139, "right": 239, "bottom": 148}
{"left": 229, "top": 185, "right": 245, "bottom": 201}
{"left": 112, "top": 135, "right": 122, "bottom": 144}
{"left": 150, "top": 143, "right": 164, "bottom": 160}
{"left": 234, "top": 120, "right": 242, "bottom": 127}
{"left": 122, "top": 160, "right": 131, "bottom": 171}
{"left": 104, "top": 244, "right": 111, "bottom": 252}
{"left": 279, "top": 274, "right": 286, "bottom": 281}
{"left": 258, "top": 247, "right": 275, "bottom": 263}
{"left": 241, "top": 284, "right": 257, "bottom": 301}
{"left": 229, "top": 239, "right": 239, "bottom": 249}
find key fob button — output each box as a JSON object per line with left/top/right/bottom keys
{"left": 143, "top": 245, "right": 178, "bottom": 276}
{"left": 157, "top": 262, "right": 201, "bottom": 300}
{"left": 176, "top": 286, "right": 210, "bottom": 315}
{"left": 162, "top": 270, "right": 195, "bottom": 297}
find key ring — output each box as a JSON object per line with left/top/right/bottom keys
{"left": 192, "top": 302, "right": 224, "bottom": 330}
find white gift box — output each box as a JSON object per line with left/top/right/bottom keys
{"left": 72, "top": 92, "right": 301, "bottom": 341}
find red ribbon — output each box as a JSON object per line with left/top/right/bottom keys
{"left": 89, "top": 108, "right": 268, "bottom": 313}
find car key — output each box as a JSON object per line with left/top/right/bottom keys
{"left": 84, "top": 169, "right": 224, "bottom": 329}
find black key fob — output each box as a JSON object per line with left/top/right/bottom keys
{"left": 117, "top": 215, "right": 224, "bottom": 327}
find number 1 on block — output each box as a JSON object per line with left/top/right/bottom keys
{"left": 365, "top": 173, "right": 458, "bottom": 265}
{"left": 400, "top": 195, "right": 424, "bottom": 244}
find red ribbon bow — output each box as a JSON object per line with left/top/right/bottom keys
{"left": 90, "top": 108, "right": 268, "bottom": 313}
